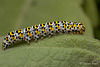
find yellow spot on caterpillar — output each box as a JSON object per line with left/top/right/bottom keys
{"left": 5, "top": 37, "right": 8, "bottom": 40}
{"left": 20, "top": 34, "right": 24, "bottom": 38}
{"left": 68, "top": 21, "right": 71, "bottom": 23}
{"left": 49, "top": 27, "right": 53, "bottom": 31}
{"left": 18, "top": 30, "right": 21, "bottom": 33}
{"left": 49, "top": 22, "right": 51, "bottom": 25}
{"left": 34, "top": 25, "right": 37, "bottom": 29}
{"left": 10, "top": 32, "right": 13, "bottom": 35}
{"left": 63, "top": 24, "right": 66, "bottom": 28}
{"left": 35, "top": 30, "right": 39, "bottom": 34}
{"left": 56, "top": 25, "right": 60, "bottom": 29}
{"left": 8, "top": 40, "right": 10, "bottom": 42}
{"left": 77, "top": 24, "right": 80, "bottom": 28}
{"left": 73, "top": 24, "right": 75, "bottom": 28}
{"left": 27, "top": 27, "right": 30, "bottom": 31}
{"left": 42, "top": 24, "right": 44, "bottom": 27}
{"left": 68, "top": 25, "right": 71, "bottom": 29}
{"left": 27, "top": 32, "right": 31, "bottom": 37}
{"left": 56, "top": 21, "right": 58, "bottom": 24}
{"left": 63, "top": 21, "right": 65, "bottom": 23}
{"left": 11, "top": 37, "right": 15, "bottom": 40}
{"left": 42, "top": 28, "right": 46, "bottom": 33}
{"left": 79, "top": 23, "right": 83, "bottom": 25}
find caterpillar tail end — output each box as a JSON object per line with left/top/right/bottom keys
{"left": 2, "top": 47, "right": 6, "bottom": 50}
{"left": 2, "top": 42, "right": 6, "bottom": 50}
{"left": 27, "top": 41, "right": 30, "bottom": 45}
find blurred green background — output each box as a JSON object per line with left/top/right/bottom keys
{"left": 0, "top": 0, "right": 100, "bottom": 67}
{"left": 95, "top": 0, "right": 100, "bottom": 40}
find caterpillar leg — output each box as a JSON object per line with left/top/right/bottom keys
{"left": 56, "top": 31, "right": 59, "bottom": 34}
{"left": 41, "top": 37, "right": 44, "bottom": 40}
{"left": 2, "top": 46, "right": 6, "bottom": 50}
{"left": 79, "top": 31, "right": 84, "bottom": 35}
{"left": 48, "top": 31, "right": 53, "bottom": 38}
{"left": 61, "top": 29, "right": 66, "bottom": 33}
{"left": 25, "top": 38, "right": 30, "bottom": 45}
{"left": 41, "top": 34, "right": 46, "bottom": 40}
{"left": 68, "top": 30, "right": 72, "bottom": 34}
{"left": 48, "top": 33, "right": 52, "bottom": 38}
{"left": 40, "top": 35, "right": 44, "bottom": 40}
{"left": 34, "top": 38, "right": 38, "bottom": 42}
{"left": 48, "top": 35, "right": 51, "bottom": 38}
{"left": 77, "top": 31, "right": 79, "bottom": 34}
{"left": 72, "top": 30, "right": 76, "bottom": 34}
{"left": 2, "top": 44, "right": 7, "bottom": 50}
{"left": 27, "top": 40, "right": 30, "bottom": 45}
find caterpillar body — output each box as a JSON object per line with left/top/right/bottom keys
{"left": 2, "top": 21, "right": 85, "bottom": 50}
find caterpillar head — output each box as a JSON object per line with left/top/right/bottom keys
{"left": 79, "top": 23, "right": 85, "bottom": 34}
{"left": 82, "top": 24, "right": 85, "bottom": 32}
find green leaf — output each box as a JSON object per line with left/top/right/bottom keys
{"left": 0, "top": 35, "right": 100, "bottom": 67}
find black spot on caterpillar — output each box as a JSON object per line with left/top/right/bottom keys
{"left": 2, "top": 21, "right": 85, "bottom": 50}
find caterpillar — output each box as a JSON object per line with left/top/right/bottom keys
{"left": 2, "top": 21, "right": 85, "bottom": 50}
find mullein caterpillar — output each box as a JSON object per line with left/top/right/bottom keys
{"left": 2, "top": 21, "right": 85, "bottom": 50}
